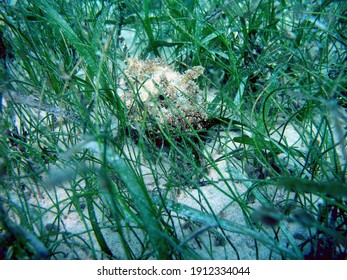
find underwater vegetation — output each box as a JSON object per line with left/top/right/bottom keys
{"left": 0, "top": 0, "right": 347, "bottom": 259}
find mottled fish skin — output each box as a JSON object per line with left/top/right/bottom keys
{"left": 121, "top": 58, "right": 207, "bottom": 133}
